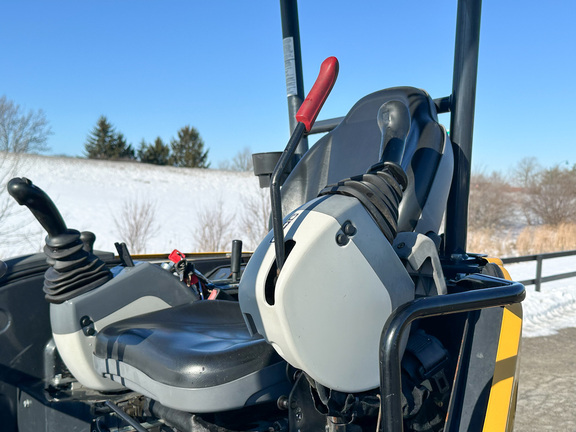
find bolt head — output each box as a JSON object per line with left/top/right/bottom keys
{"left": 342, "top": 221, "right": 357, "bottom": 236}
{"left": 336, "top": 233, "right": 349, "bottom": 246}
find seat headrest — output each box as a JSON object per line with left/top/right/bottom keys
{"left": 280, "top": 86, "right": 453, "bottom": 235}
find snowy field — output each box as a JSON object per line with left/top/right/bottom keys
{"left": 506, "top": 256, "right": 576, "bottom": 338}
{"left": 2, "top": 153, "right": 575, "bottom": 338}
{"left": 0, "top": 153, "right": 265, "bottom": 256}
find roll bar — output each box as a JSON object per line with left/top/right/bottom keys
{"left": 278, "top": 0, "right": 483, "bottom": 259}
{"left": 378, "top": 277, "right": 524, "bottom": 432}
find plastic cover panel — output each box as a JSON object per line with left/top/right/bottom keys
{"left": 240, "top": 197, "right": 414, "bottom": 392}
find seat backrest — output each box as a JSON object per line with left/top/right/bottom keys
{"left": 280, "top": 86, "right": 453, "bottom": 236}
{"left": 240, "top": 87, "right": 453, "bottom": 393}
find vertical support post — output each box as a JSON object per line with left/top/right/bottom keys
{"left": 279, "top": 0, "right": 308, "bottom": 156}
{"left": 443, "top": 0, "right": 483, "bottom": 258}
{"left": 535, "top": 255, "right": 543, "bottom": 292}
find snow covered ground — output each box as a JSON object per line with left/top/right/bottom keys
{"left": 0, "top": 153, "right": 265, "bottom": 256}
{"left": 2, "top": 153, "right": 575, "bottom": 338}
{"left": 506, "top": 256, "right": 576, "bottom": 338}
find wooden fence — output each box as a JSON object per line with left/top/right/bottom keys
{"left": 501, "top": 250, "right": 576, "bottom": 292}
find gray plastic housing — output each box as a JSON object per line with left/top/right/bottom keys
{"left": 50, "top": 261, "right": 196, "bottom": 390}
{"left": 240, "top": 194, "right": 415, "bottom": 392}
{"left": 51, "top": 261, "right": 196, "bottom": 334}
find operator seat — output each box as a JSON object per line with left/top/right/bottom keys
{"left": 93, "top": 300, "right": 289, "bottom": 412}
{"left": 92, "top": 86, "right": 453, "bottom": 412}
{"left": 281, "top": 86, "right": 453, "bottom": 236}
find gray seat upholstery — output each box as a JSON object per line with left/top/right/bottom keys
{"left": 93, "top": 300, "right": 290, "bottom": 412}
{"left": 281, "top": 86, "right": 453, "bottom": 236}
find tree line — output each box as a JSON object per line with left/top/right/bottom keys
{"left": 4, "top": 94, "right": 576, "bottom": 230}
{"left": 84, "top": 115, "right": 209, "bottom": 168}
{"left": 469, "top": 157, "right": 576, "bottom": 229}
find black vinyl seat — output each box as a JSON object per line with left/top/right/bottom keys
{"left": 93, "top": 300, "right": 290, "bottom": 412}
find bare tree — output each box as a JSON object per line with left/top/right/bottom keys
{"left": 194, "top": 200, "right": 235, "bottom": 251}
{"left": 0, "top": 95, "right": 52, "bottom": 153}
{"left": 511, "top": 157, "right": 541, "bottom": 225}
{"left": 218, "top": 147, "right": 253, "bottom": 172}
{"left": 241, "top": 188, "right": 271, "bottom": 250}
{"left": 468, "top": 169, "right": 512, "bottom": 230}
{"left": 527, "top": 165, "right": 576, "bottom": 225}
{"left": 113, "top": 198, "right": 159, "bottom": 254}
{"left": 512, "top": 157, "right": 540, "bottom": 189}
{"left": 512, "top": 158, "right": 576, "bottom": 226}
{"left": 0, "top": 96, "right": 52, "bottom": 257}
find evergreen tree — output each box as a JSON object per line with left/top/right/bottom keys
{"left": 84, "top": 116, "right": 114, "bottom": 159}
{"left": 111, "top": 133, "right": 135, "bottom": 160}
{"left": 84, "top": 116, "right": 135, "bottom": 160}
{"left": 170, "top": 125, "right": 209, "bottom": 168}
{"left": 138, "top": 137, "right": 170, "bottom": 165}
{"left": 137, "top": 139, "right": 148, "bottom": 161}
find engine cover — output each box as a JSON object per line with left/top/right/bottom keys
{"left": 239, "top": 194, "right": 414, "bottom": 392}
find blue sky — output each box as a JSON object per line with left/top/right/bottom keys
{"left": 2, "top": 1, "right": 575, "bottom": 173}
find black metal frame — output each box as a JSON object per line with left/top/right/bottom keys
{"left": 280, "top": 0, "right": 308, "bottom": 156}
{"left": 378, "top": 279, "right": 525, "bottom": 432}
{"left": 443, "top": 0, "right": 483, "bottom": 258}
{"left": 278, "top": 0, "right": 483, "bottom": 260}
{"left": 276, "top": 2, "right": 524, "bottom": 432}
{"left": 270, "top": 121, "right": 306, "bottom": 271}
{"left": 502, "top": 249, "right": 576, "bottom": 291}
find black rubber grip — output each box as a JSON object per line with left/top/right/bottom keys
{"left": 7, "top": 177, "right": 67, "bottom": 237}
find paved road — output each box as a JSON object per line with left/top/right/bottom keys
{"left": 514, "top": 327, "right": 576, "bottom": 431}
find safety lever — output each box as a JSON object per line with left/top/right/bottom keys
{"left": 270, "top": 56, "right": 339, "bottom": 272}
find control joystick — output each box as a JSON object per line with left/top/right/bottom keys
{"left": 8, "top": 177, "right": 112, "bottom": 303}
{"left": 319, "top": 99, "right": 411, "bottom": 244}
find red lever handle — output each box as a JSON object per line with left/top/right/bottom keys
{"left": 296, "top": 56, "right": 339, "bottom": 132}
{"left": 169, "top": 249, "right": 186, "bottom": 263}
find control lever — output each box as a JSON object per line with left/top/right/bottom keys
{"left": 319, "top": 100, "right": 411, "bottom": 245}
{"left": 270, "top": 56, "right": 339, "bottom": 272}
{"left": 230, "top": 239, "right": 242, "bottom": 283}
{"left": 367, "top": 100, "right": 411, "bottom": 185}
{"left": 8, "top": 177, "right": 68, "bottom": 239}
{"left": 81, "top": 231, "right": 96, "bottom": 254}
{"left": 376, "top": 100, "right": 411, "bottom": 166}
{"left": 7, "top": 177, "right": 112, "bottom": 303}
{"left": 115, "top": 242, "right": 135, "bottom": 267}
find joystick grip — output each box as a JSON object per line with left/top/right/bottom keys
{"left": 7, "top": 177, "right": 112, "bottom": 303}
{"left": 7, "top": 177, "right": 67, "bottom": 237}
{"left": 377, "top": 100, "right": 411, "bottom": 166}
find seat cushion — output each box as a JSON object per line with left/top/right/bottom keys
{"left": 94, "top": 300, "right": 283, "bottom": 389}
